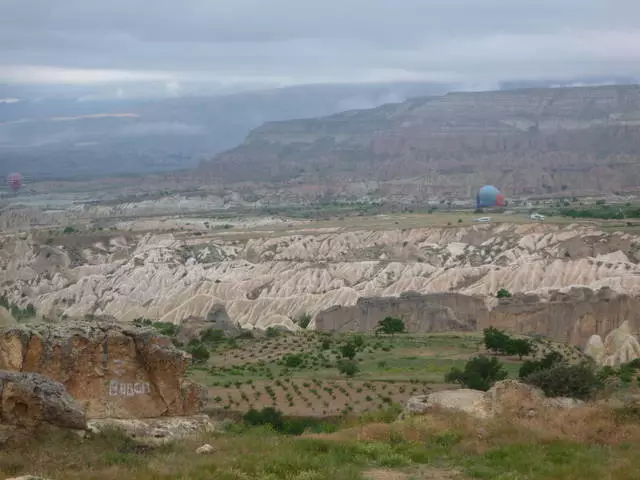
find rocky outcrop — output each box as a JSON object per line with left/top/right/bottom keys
{"left": 585, "top": 321, "right": 640, "bottom": 366}
{"left": 87, "top": 414, "right": 217, "bottom": 445}
{"left": 315, "top": 292, "right": 479, "bottom": 333}
{"left": 316, "top": 288, "right": 640, "bottom": 347}
{"left": 0, "top": 370, "right": 87, "bottom": 442}
{"left": 0, "top": 322, "right": 206, "bottom": 419}
{"left": 401, "top": 380, "right": 584, "bottom": 420}
{"left": 175, "top": 304, "right": 240, "bottom": 345}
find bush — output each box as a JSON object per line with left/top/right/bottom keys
{"left": 201, "top": 328, "right": 226, "bottom": 344}
{"left": 376, "top": 316, "right": 406, "bottom": 335}
{"left": 506, "top": 338, "right": 532, "bottom": 359}
{"left": 337, "top": 359, "right": 360, "bottom": 377}
{"left": 445, "top": 355, "right": 508, "bottom": 391}
{"left": 523, "top": 364, "right": 601, "bottom": 400}
{"left": 186, "top": 342, "right": 210, "bottom": 364}
{"left": 296, "top": 313, "right": 312, "bottom": 329}
{"left": 340, "top": 342, "right": 357, "bottom": 360}
{"left": 149, "top": 321, "right": 179, "bottom": 337}
{"left": 283, "top": 354, "right": 304, "bottom": 368}
{"left": 496, "top": 288, "right": 512, "bottom": 298}
{"left": 483, "top": 327, "right": 511, "bottom": 354}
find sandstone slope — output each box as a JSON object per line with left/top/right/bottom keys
{"left": 2, "top": 223, "right": 640, "bottom": 344}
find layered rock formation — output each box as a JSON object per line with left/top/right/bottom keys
{"left": 585, "top": 321, "right": 640, "bottom": 366}
{"left": 0, "top": 322, "right": 205, "bottom": 419}
{"left": 316, "top": 288, "right": 640, "bottom": 347}
{"left": 0, "top": 370, "right": 87, "bottom": 442}
{"left": 2, "top": 222, "right": 640, "bottom": 346}
{"left": 199, "top": 84, "right": 640, "bottom": 198}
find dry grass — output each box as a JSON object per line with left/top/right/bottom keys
{"left": 3, "top": 403, "right": 640, "bottom": 480}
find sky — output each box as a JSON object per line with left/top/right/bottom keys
{"left": 1, "top": 0, "right": 640, "bottom": 99}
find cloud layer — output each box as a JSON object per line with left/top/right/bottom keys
{"left": 1, "top": 0, "right": 639, "bottom": 91}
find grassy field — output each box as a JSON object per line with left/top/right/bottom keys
{"left": 188, "top": 332, "right": 583, "bottom": 419}
{"left": 0, "top": 331, "right": 630, "bottom": 480}
{"left": 3, "top": 401, "right": 640, "bottom": 479}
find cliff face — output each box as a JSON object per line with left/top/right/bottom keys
{"left": 315, "top": 288, "right": 640, "bottom": 347}
{"left": 198, "top": 84, "right": 640, "bottom": 196}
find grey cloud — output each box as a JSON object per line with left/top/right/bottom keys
{"left": 1, "top": 0, "right": 639, "bottom": 92}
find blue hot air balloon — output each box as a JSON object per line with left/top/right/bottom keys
{"left": 476, "top": 185, "right": 505, "bottom": 208}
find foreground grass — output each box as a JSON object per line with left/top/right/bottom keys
{"left": 4, "top": 405, "right": 640, "bottom": 480}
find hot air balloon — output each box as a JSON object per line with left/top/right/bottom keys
{"left": 476, "top": 185, "right": 505, "bottom": 208}
{"left": 7, "top": 172, "right": 22, "bottom": 193}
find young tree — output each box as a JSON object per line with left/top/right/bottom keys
{"left": 483, "top": 327, "right": 511, "bottom": 354}
{"left": 445, "top": 355, "right": 508, "bottom": 391}
{"left": 376, "top": 317, "right": 406, "bottom": 336}
{"left": 337, "top": 359, "right": 360, "bottom": 377}
{"left": 507, "top": 338, "right": 532, "bottom": 359}
{"left": 340, "top": 342, "right": 357, "bottom": 360}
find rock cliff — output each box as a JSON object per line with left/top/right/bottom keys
{"left": 0, "top": 322, "right": 205, "bottom": 419}
{"left": 316, "top": 288, "right": 640, "bottom": 347}
{"left": 198, "top": 84, "right": 640, "bottom": 197}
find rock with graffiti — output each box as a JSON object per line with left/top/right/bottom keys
{"left": 0, "top": 321, "right": 206, "bottom": 419}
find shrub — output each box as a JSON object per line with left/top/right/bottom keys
{"left": 523, "top": 364, "right": 601, "bottom": 400}
{"left": 149, "top": 321, "right": 179, "bottom": 337}
{"left": 296, "top": 313, "right": 312, "bottom": 329}
{"left": 283, "top": 354, "right": 304, "bottom": 368}
{"left": 496, "top": 288, "right": 512, "bottom": 298}
{"left": 483, "top": 327, "right": 511, "bottom": 354}
{"left": 337, "top": 359, "right": 360, "bottom": 377}
{"left": 445, "top": 355, "right": 508, "bottom": 391}
{"left": 201, "top": 328, "right": 226, "bottom": 344}
{"left": 376, "top": 316, "right": 406, "bottom": 335}
{"left": 506, "top": 338, "right": 532, "bottom": 359}
{"left": 340, "top": 342, "right": 357, "bottom": 360}
{"left": 519, "top": 351, "right": 566, "bottom": 379}
{"left": 186, "top": 342, "right": 210, "bottom": 364}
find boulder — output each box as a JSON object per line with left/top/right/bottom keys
{"left": 403, "top": 389, "right": 486, "bottom": 419}
{"left": 0, "top": 370, "right": 87, "bottom": 442}
{"left": 0, "top": 321, "right": 206, "bottom": 419}
{"left": 87, "top": 414, "right": 216, "bottom": 445}
{"left": 196, "top": 443, "right": 215, "bottom": 454}
{"left": 584, "top": 321, "right": 640, "bottom": 366}
{"left": 175, "top": 304, "right": 239, "bottom": 345}
{"left": 401, "top": 380, "right": 584, "bottom": 420}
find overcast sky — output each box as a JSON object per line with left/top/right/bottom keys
{"left": 1, "top": 0, "right": 639, "bottom": 97}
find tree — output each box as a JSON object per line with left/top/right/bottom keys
{"left": 507, "top": 338, "right": 532, "bottom": 359}
{"left": 337, "top": 359, "right": 360, "bottom": 377}
{"left": 376, "top": 317, "right": 406, "bottom": 336}
{"left": 340, "top": 342, "right": 357, "bottom": 360}
{"left": 351, "top": 335, "right": 365, "bottom": 351}
{"left": 519, "top": 351, "right": 566, "bottom": 379}
{"left": 445, "top": 355, "right": 508, "bottom": 391}
{"left": 523, "top": 364, "right": 601, "bottom": 400}
{"left": 187, "top": 342, "right": 210, "bottom": 364}
{"left": 483, "top": 327, "right": 511, "bottom": 354}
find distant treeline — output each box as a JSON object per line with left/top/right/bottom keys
{"left": 544, "top": 204, "right": 640, "bottom": 220}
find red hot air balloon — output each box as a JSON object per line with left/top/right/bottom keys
{"left": 7, "top": 172, "right": 22, "bottom": 193}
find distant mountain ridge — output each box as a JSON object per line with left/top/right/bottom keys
{"left": 197, "top": 83, "right": 640, "bottom": 198}
{"left": 0, "top": 82, "right": 452, "bottom": 180}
